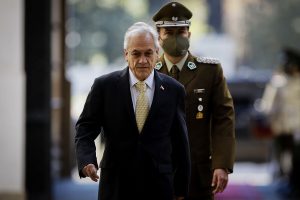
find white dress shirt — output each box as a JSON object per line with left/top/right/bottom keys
{"left": 164, "top": 53, "right": 188, "bottom": 72}
{"left": 129, "top": 69, "right": 155, "bottom": 112}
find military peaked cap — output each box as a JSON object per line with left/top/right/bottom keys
{"left": 152, "top": 1, "right": 192, "bottom": 27}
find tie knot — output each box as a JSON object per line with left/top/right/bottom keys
{"left": 135, "top": 81, "right": 146, "bottom": 92}
{"left": 170, "top": 65, "right": 179, "bottom": 80}
{"left": 171, "top": 65, "right": 179, "bottom": 73}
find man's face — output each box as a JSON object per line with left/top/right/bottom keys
{"left": 158, "top": 27, "right": 191, "bottom": 44}
{"left": 125, "top": 32, "right": 159, "bottom": 81}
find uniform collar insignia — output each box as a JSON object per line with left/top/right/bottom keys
{"left": 187, "top": 61, "right": 197, "bottom": 70}
{"left": 155, "top": 61, "right": 163, "bottom": 70}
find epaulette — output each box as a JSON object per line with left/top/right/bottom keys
{"left": 155, "top": 61, "right": 163, "bottom": 70}
{"left": 196, "top": 57, "right": 220, "bottom": 64}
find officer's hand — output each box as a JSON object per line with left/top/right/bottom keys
{"left": 211, "top": 168, "right": 228, "bottom": 194}
{"left": 174, "top": 196, "right": 185, "bottom": 200}
{"left": 83, "top": 164, "right": 99, "bottom": 182}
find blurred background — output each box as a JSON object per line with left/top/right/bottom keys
{"left": 1, "top": 0, "right": 300, "bottom": 200}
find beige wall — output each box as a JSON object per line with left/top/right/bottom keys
{"left": 0, "top": 0, "right": 25, "bottom": 199}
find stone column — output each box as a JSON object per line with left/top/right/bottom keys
{"left": 0, "top": 0, "right": 25, "bottom": 199}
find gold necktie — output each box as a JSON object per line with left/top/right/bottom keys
{"left": 135, "top": 81, "right": 149, "bottom": 133}
{"left": 170, "top": 65, "right": 179, "bottom": 80}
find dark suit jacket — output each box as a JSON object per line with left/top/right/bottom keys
{"left": 156, "top": 53, "right": 235, "bottom": 199}
{"left": 75, "top": 67, "right": 191, "bottom": 200}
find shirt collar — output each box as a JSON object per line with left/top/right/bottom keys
{"left": 129, "top": 68, "right": 154, "bottom": 89}
{"left": 164, "top": 53, "right": 189, "bottom": 72}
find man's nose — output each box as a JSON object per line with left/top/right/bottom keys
{"left": 138, "top": 55, "right": 147, "bottom": 64}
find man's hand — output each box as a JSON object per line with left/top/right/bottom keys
{"left": 211, "top": 168, "right": 228, "bottom": 194}
{"left": 174, "top": 196, "right": 184, "bottom": 200}
{"left": 82, "top": 164, "right": 99, "bottom": 182}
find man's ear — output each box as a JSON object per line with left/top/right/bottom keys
{"left": 124, "top": 49, "right": 128, "bottom": 61}
{"left": 158, "top": 36, "right": 163, "bottom": 46}
{"left": 188, "top": 31, "right": 191, "bottom": 39}
{"left": 155, "top": 48, "right": 159, "bottom": 56}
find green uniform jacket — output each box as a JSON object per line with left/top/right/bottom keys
{"left": 155, "top": 53, "right": 235, "bottom": 198}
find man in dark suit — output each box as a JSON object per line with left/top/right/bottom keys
{"left": 75, "top": 22, "right": 190, "bottom": 200}
{"left": 152, "top": 2, "right": 235, "bottom": 200}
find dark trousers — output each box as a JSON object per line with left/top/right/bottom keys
{"left": 291, "top": 140, "right": 300, "bottom": 196}
{"left": 273, "top": 134, "right": 294, "bottom": 177}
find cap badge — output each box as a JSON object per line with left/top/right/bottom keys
{"left": 172, "top": 16, "right": 178, "bottom": 21}
{"left": 187, "top": 61, "right": 197, "bottom": 70}
{"left": 155, "top": 61, "right": 163, "bottom": 70}
{"left": 172, "top": 3, "right": 176, "bottom": 7}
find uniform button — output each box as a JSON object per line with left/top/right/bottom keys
{"left": 209, "top": 156, "right": 212, "bottom": 160}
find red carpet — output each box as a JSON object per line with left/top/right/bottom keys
{"left": 216, "top": 184, "right": 263, "bottom": 200}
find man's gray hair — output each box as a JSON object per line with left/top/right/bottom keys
{"left": 124, "top": 22, "right": 159, "bottom": 49}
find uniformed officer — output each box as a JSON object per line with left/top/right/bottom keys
{"left": 152, "top": 2, "right": 236, "bottom": 199}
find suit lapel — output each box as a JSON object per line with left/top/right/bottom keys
{"left": 118, "top": 67, "right": 138, "bottom": 132}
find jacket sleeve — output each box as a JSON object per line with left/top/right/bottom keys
{"left": 75, "top": 78, "right": 103, "bottom": 177}
{"left": 172, "top": 85, "right": 191, "bottom": 197}
{"left": 211, "top": 64, "right": 236, "bottom": 173}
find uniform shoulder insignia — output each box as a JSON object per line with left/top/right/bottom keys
{"left": 187, "top": 61, "right": 197, "bottom": 70}
{"left": 196, "top": 57, "right": 220, "bottom": 64}
{"left": 155, "top": 61, "right": 163, "bottom": 70}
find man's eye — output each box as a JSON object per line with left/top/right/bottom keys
{"left": 131, "top": 52, "right": 140, "bottom": 57}
{"left": 145, "top": 52, "right": 153, "bottom": 57}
